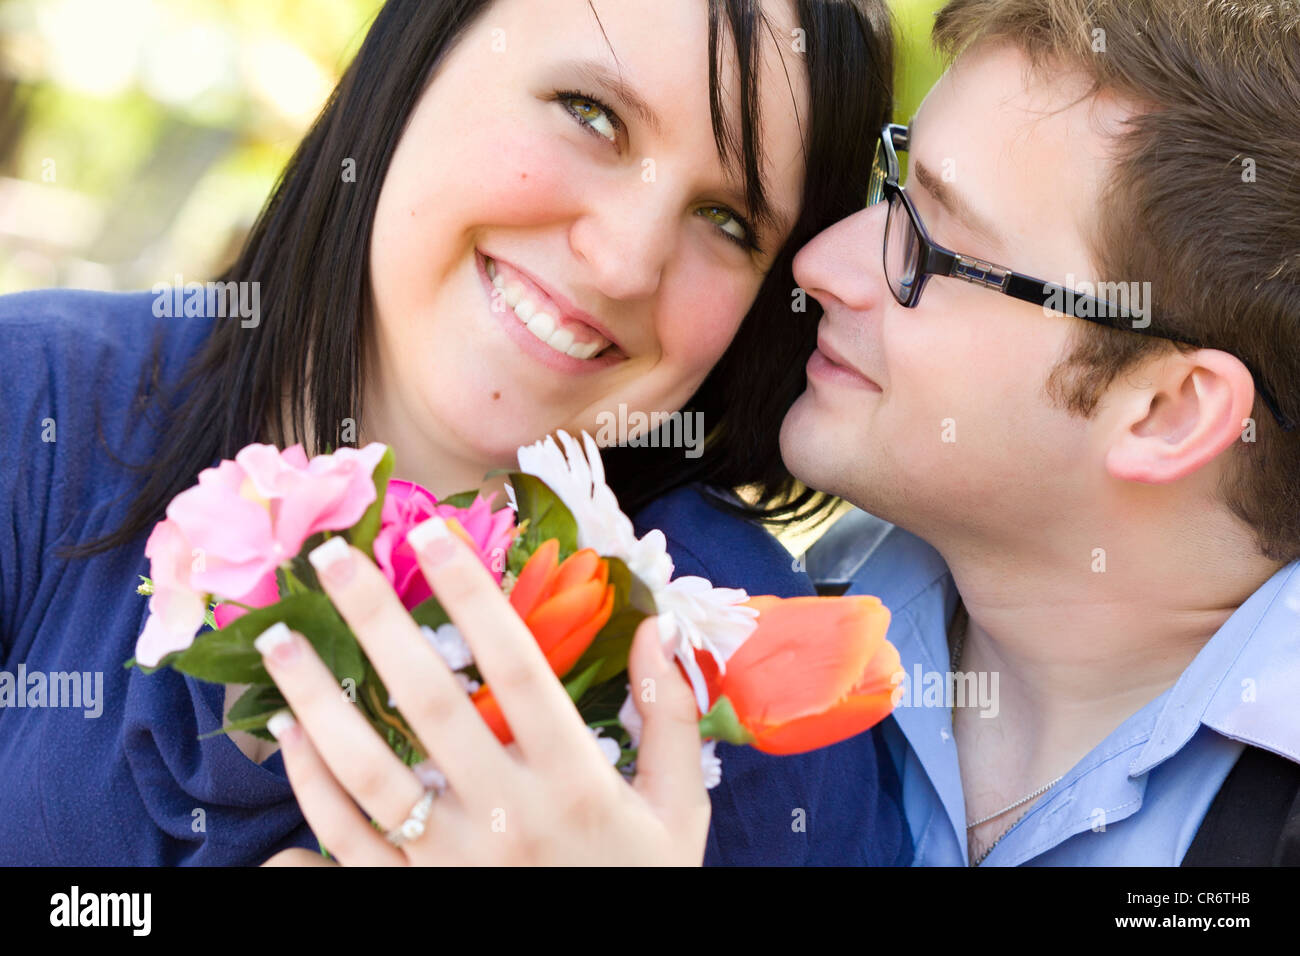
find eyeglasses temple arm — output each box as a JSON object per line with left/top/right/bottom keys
{"left": 1005, "top": 274, "right": 1296, "bottom": 431}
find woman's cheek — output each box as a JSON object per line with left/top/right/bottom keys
{"left": 461, "top": 124, "right": 587, "bottom": 223}
{"left": 659, "top": 270, "right": 755, "bottom": 372}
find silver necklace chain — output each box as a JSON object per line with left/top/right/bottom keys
{"left": 949, "top": 605, "right": 1064, "bottom": 865}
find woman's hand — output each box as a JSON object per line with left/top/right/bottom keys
{"left": 258, "top": 517, "right": 710, "bottom": 866}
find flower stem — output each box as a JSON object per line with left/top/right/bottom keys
{"left": 280, "top": 564, "right": 309, "bottom": 596}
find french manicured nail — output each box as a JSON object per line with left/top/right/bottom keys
{"left": 266, "top": 709, "right": 298, "bottom": 742}
{"left": 308, "top": 535, "right": 355, "bottom": 588}
{"left": 254, "top": 622, "right": 298, "bottom": 664}
{"left": 407, "top": 516, "right": 456, "bottom": 566}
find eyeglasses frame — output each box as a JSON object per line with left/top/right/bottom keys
{"left": 869, "top": 122, "right": 1292, "bottom": 431}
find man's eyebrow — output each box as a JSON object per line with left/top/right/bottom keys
{"left": 912, "top": 160, "right": 1006, "bottom": 252}
{"left": 569, "top": 59, "right": 664, "bottom": 137}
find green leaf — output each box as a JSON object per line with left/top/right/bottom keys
{"left": 697, "top": 695, "right": 755, "bottom": 746}
{"left": 157, "top": 625, "right": 266, "bottom": 684}
{"left": 572, "top": 671, "right": 633, "bottom": 726}
{"left": 563, "top": 660, "right": 603, "bottom": 704}
{"left": 349, "top": 445, "right": 396, "bottom": 560}
{"left": 197, "top": 683, "right": 287, "bottom": 739}
{"left": 437, "top": 490, "right": 480, "bottom": 509}
{"left": 228, "top": 683, "right": 287, "bottom": 724}
{"left": 505, "top": 472, "right": 578, "bottom": 567}
{"left": 284, "top": 531, "right": 327, "bottom": 591}
{"left": 568, "top": 557, "right": 655, "bottom": 685}
{"left": 505, "top": 522, "right": 531, "bottom": 577}
{"left": 198, "top": 713, "right": 279, "bottom": 740}
{"left": 576, "top": 607, "right": 645, "bottom": 684}
{"left": 166, "top": 592, "right": 366, "bottom": 686}
{"left": 623, "top": 562, "right": 658, "bottom": 616}
{"left": 275, "top": 564, "right": 311, "bottom": 598}
{"left": 410, "top": 596, "right": 451, "bottom": 632}
{"left": 358, "top": 661, "right": 425, "bottom": 763}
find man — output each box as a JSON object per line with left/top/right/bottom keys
{"left": 781, "top": 0, "right": 1300, "bottom": 865}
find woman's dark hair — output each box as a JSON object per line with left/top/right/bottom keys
{"left": 64, "top": 0, "right": 893, "bottom": 561}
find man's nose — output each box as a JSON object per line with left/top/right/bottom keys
{"left": 792, "top": 202, "right": 889, "bottom": 314}
{"left": 569, "top": 183, "right": 677, "bottom": 302}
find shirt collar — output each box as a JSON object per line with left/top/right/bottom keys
{"left": 1131, "top": 560, "right": 1300, "bottom": 775}
{"left": 854, "top": 526, "right": 1300, "bottom": 782}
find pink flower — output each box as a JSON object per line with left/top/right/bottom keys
{"left": 373, "top": 479, "right": 517, "bottom": 610}
{"left": 135, "top": 520, "right": 208, "bottom": 667}
{"left": 169, "top": 442, "right": 387, "bottom": 598}
{"left": 136, "top": 442, "right": 389, "bottom": 656}
{"left": 233, "top": 442, "right": 391, "bottom": 558}
{"left": 211, "top": 570, "right": 280, "bottom": 629}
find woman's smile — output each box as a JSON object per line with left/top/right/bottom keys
{"left": 476, "top": 249, "right": 625, "bottom": 365}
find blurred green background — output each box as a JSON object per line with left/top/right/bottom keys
{"left": 0, "top": 0, "right": 945, "bottom": 295}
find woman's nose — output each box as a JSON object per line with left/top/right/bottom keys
{"left": 569, "top": 184, "right": 677, "bottom": 302}
{"left": 792, "top": 202, "right": 889, "bottom": 314}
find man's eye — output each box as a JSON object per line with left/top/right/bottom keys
{"left": 559, "top": 92, "right": 619, "bottom": 144}
{"left": 698, "top": 204, "right": 753, "bottom": 248}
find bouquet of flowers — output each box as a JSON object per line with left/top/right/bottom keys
{"left": 129, "top": 431, "right": 902, "bottom": 785}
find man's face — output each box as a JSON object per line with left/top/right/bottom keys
{"left": 780, "top": 42, "right": 1131, "bottom": 545}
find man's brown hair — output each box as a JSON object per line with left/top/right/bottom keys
{"left": 932, "top": 0, "right": 1300, "bottom": 561}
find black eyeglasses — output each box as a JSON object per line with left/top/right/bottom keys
{"left": 869, "top": 123, "right": 1293, "bottom": 431}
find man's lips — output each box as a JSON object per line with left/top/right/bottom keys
{"left": 809, "top": 334, "right": 882, "bottom": 391}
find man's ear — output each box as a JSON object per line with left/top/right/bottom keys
{"left": 1104, "top": 349, "right": 1257, "bottom": 485}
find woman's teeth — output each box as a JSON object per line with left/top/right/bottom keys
{"left": 486, "top": 258, "right": 609, "bottom": 361}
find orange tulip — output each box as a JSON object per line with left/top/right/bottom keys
{"left": 472, "top": 539, "right": 616, "bottom": 743}
{"left": 700, "top": 594, "right": 901, "bottom": 756}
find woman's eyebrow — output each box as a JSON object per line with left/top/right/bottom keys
{"left": 567, "top": 56, "right": 795, "bottom": 243}
{"left": 569, "top": 59, "right": 664, "bottom": 137}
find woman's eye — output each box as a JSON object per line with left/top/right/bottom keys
{"left": 698, "top": 205, "right": 752, "bottom": 248}
{"left": 560, "top": 93, "right": 619, "bottom": 144}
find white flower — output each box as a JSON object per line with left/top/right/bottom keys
{"left": 699, "top": 740, "right": 722, "bottom": 790}
{"left": 655, "top": 583, "right": 758, "bottom": 714}
{"left": 514, "top": 430, "right": 758, "bottom": 713}
{"left": 421, "top": 623, "right": 474, "bottom": 671}
{"left": 590, "top": 727, "right": 622, "bottom": 766}
{"left": 514, "top": 430, "right": 673, "bottom": 591}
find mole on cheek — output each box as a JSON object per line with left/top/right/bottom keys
{"left": 492, "top": 391, "right": 501, "bottom": 400}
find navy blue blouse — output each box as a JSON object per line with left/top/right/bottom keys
{"left": 0, "top": 288, "right": 908, "bottom": 866}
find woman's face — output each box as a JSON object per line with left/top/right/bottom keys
{"left": 367, "top": 0, "right": 808, "bottom": 491}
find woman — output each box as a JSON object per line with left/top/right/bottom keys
{"left": 0, "top": 0, "right": 905, "bottom": 865}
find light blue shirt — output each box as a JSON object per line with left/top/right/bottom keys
{"left": 849, "top": 525, "right": 1300, "bottom": 866}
